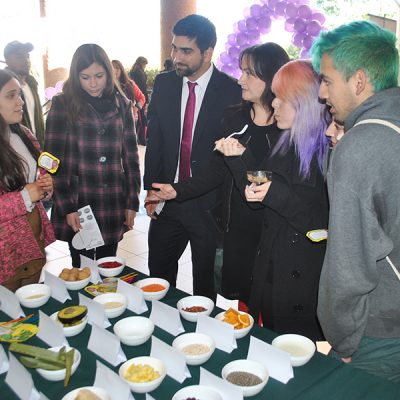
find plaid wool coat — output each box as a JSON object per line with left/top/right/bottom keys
{"left": 45, "top": 93, "right": 140, "bottom": 244}
{"left": 0, "top": 126, "right": 55, "bottom": 284}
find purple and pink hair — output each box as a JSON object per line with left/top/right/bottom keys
{"left": 272, "top": 60, "right": 330, "bottom": 179}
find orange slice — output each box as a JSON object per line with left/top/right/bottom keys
{"left": 238, "top": 313, "right": 250, "bottom": 328}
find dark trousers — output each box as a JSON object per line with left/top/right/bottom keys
{"left": 68, "top": 242, "right": 118, "bottom": 267}
{"left": 148, "top": 200, "right": 217, "bottom": 300}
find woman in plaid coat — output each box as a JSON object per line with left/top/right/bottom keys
{"left": 45, "top": 44, "right": 140, "bottom": 266}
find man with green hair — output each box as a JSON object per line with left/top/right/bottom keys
{"left": 311, "top": 20, "right": 400, "bottom": 382}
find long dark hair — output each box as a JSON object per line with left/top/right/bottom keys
{"left": 0, "top": 70, "right": 40, "bottom": 191}
{"left": 223, "top": 42, "right": 290, "bottom": 127}
{"left": 62, "top": 43, "right": 117, "bottom": 122}
{"left": 112, "top": 59, "right": 135, "bottom": 102}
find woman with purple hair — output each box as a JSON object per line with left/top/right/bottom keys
{"left": 216, "top": 60, "right": 330, "bottom": 340}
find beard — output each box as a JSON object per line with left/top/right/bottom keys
{"left": 174, "top": 55, "right": 205, "bottom": 78}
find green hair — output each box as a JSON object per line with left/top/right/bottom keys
{"left": 311, "top": 20, "right": 399, "bottom": 92}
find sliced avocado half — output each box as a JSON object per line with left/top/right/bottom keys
{"left": 57, "top": 305, "right": 87, "bottom": 325}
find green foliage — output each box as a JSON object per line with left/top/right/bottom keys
{"left": 285, "top": 44, "right": 301, "bottom": 60}
{"left": 146, "top": 67, "right": 161, "bottom": 90}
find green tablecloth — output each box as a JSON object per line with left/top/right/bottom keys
{"left": 1, "top": 270, "right": 399, "bottom": 400}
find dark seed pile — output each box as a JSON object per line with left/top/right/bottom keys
{"left": 226, "top": 371, "right": 263, "bottom": 386}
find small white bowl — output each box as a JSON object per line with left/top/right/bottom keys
{"left": 177, "top": 295, "right": 214, "bottom": 322}
{"left": 215, "top": 311, "right": 254, "bottom": 339}
{"left": 97, "top": 256, "right": 125, "bottom": 277}
{"left": 94, "top": 292, "right": 128, "bottom": 318}
{"left": 134, "top": 277, "right": 170, "bottom": 301}
{"left": 64, "top": 274, "right": 91, "bottom": 291}
{"left": 119, "top": 356, "right": 166, "bottom": 393}
{"left": 271, "top": 334, "right": 316, "bottom": 367}
{"left": 172, "top": 332, "right": 215, "bottom": 366}
{"left": 50, "top": 312, "right": 88, "bottom": 337}
{"left": 15, "top": 284, "right": 51, "bottom": 308}
{"left": 222, "top": 359, "right": 269, "bottom": 397}
{"left": 37, "top": 346, "right": 81, "bottom": 382}
{"left": 113, "top": 316, "right": 154, "bottom": 346}
{"left": 62, "top": 386, "right": 111, "bottom": 400}
{"left": 172, "top": 385, "right": 223, "bottom": 400}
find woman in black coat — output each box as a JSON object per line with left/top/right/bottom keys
{"left": 147, "top": 43, "right": 289, "bottom": 307}
{"left": 216, "top": 60, "right": 330, "bottom": 341}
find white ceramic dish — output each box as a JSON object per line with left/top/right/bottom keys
{"left": 15, "top": 284, "right": 51, "bottom": 308}
{"left": 93, "top": 292, "right": 128, "bottom": 318}
{"left": 64, "top": 274, "right": 91, "bottom": 291}
{"left": 172, "top": 385, "right": 223, "bottom": 400}
{"left": 119, "top": 356, "right": 166, "bottom": 393}
{"left": 172, "top": 332, "right": 215, "bottom": 366}
{"left": 271, "top": 334, "right": 316, "bottom": 367}
{"left": 37, "top": 346, "right": 81, "bottom": 382}
{"left": 113, "top": 316, "right": 154, "bottom": 346}
{"left": 214, "top": 311, "right": 254, "bottom": 339}
{"left": 61, "top": 386, "right": 111, "bottom": 400}
{"left": 221, "top": 359, "right": 269, "bottom": 397}
{"left": 176, "top": 295, "right": 214, "bottom": 322}
{"left": 50, "top": 312, "right": 88, "bottom": 337}
{"left": 96, "top": 256, "right": 125, "bottom": 277}
{"left": 134, "top": 277, "right": 170, "bottom": 301}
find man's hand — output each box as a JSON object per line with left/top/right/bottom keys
{"left": 66, "top": 212, "right": 81, "bottom": 232}
{"left": 124, "top": 209, "right": 136, "bottom": 229}
{"left": 245, "top": 182, "right": 272, "bottom": 202}
{"left": 144, "top": 190, "right": 160, "bottom": 220}
{"left": 214, "top": 138, "right": 246, "bottom": 156}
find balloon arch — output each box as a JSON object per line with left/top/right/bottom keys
{"left": 217, "top": 0, "right": 327, "bottom": 78}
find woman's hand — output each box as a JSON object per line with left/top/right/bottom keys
{"left": 214, "top": 138, "right": 246, "bottom": 156}
{"left": 37, "top": 173, "right": 53, "bottom": 195}
{"left": 25, "top": 181, "right": 47, "bottom": 202}
{"left": 66, "top": 212, "right": 81, "bottom": 232}
{"left": 151, "top": 183, "right": 177, "bottom": 200}
{"left": 245, "top": 182, "right": 272, "bottom": 202}
{"left": 124, "top": 209, "right": 136, "bottom": 230}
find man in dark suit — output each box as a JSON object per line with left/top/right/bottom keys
{"left": 144, "top": 14, "right": 242, "bottom": 299}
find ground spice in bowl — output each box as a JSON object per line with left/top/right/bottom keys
{"left": 141, "top": 283, "right": 166, "bottom": 292}
{"left": 182, "top": 343, "right": 210, "bottom": 355}
{"left": 226, "top": 371, "right": 263, "bottom": 386}
{"left": 182, "top": 306, "right": 207, "bottom": 312}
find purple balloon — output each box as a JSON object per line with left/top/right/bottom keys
{"left": 237, "top": 19, "right": 247, "bottom": 32}
{"left": 287, "top": 0, "right": 299, "bottom": 3}
{"left": 260, "top": 4, "right": 271, "bottom": 17}
{"left": 268, "top": 0, "right": 280, "bottom": 9}
{"left": 227, "top": 34, "right": 237, "bottom": 46}
{"left": 236, "top": 33, "right": 248, "bottom": 47}
{"left": 298, "top": 5, "right": 312, "bottom": 19}
{"left": 221, "top": 64, "right": 234, "bottom": 75}
{"left": 274, "top": 1, "right": 287, "bottom": 17}
{"left": 294, "top": 17, "right": 306, "bottom": 32}
{"left": 220, "top": 52, "right": 232, "bottom": 65}
{"left": 246, "top": 17, "right": 258, "bottom": 30}
{"left": 243, "top": 7, "right": 251, "bottom": 18}
{"left": 306, "top": 20, "right": 321, "bottom": 36}
{"left": 228, "top": 46, "right": 241, "bottom": 59}
{"left": 302, "top": 34, "right": 313, "bottom": 49}
{"left": 300, "top": 48, "right": 310, "bottom": 59}
{"left": 285, "top": 17, "right": 296, "bottom": 32}
{"left": 258, "top": 15, "right": 272, "bottom": 33}
{"left": 292, "top": 32, "right": 306, "bottom": 47}
{"left": 285, "top": 3, "right": 298, "bottom": 18}
{"left": 250, "top": 4, "right": 263, "bottom": 18}
{"left": 247, "top": 28, "right": 260, "bottom": 42}
{"left": 312, "top": 12, "right": 326, "bottom": 25}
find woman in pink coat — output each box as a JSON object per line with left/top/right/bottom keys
{"left": 0, "top": 69, "right": 55, "bottom": 291}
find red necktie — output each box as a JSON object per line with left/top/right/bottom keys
{"left": 179, "top": 81, "right": 197, "bottom": 181}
